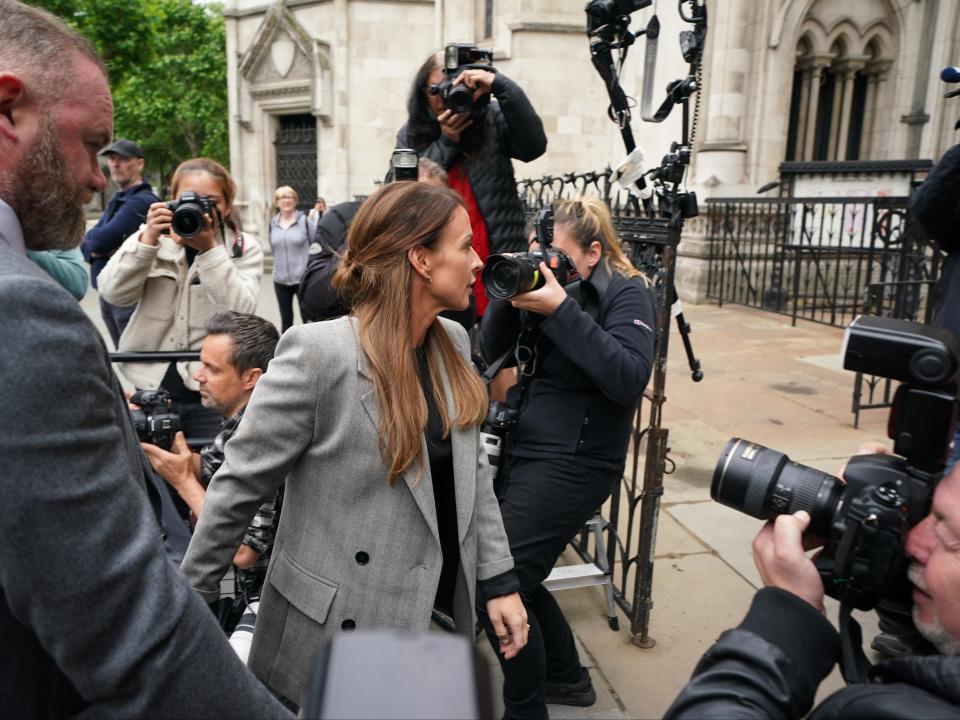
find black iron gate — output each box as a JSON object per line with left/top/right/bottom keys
{"left": 274, "top": 114, "right": 317, "bottom": 213}
{"left": 705, "top": 195, "right": 940, "bottom": 328}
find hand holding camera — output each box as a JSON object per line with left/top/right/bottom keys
{"left": 436, "top": 109, "right": 473, "bottom": 143}
{"left": 752, "top": 510, "right": 828, "bottom": 614}
{"left": 453, "top": 67, "right": 496, "bottom": 100}
{"left": 142, "top": 192, "right": 219, "bottom": 253}
{"left": 507, "top": 261, "right": 568, "bottom": 316}
{"left": 141, "top": 431, "right": 194, "bottom": 490}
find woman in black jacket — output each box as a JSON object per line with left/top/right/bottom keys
{"left": 396, "top": 51, "right": 547, "bottom": 322}
{"left": 480, "top": 197, "right": 656, "bottom": 719}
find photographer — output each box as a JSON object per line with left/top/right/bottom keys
{"left": 397, "top": 49, "right": 547, "bottom": 320}
{"left": 141, "top": 311, "right": 281, "bottom": 601}
{"left": 98, "top": 157, "right": 263, "bottom": 441}
{"left": 479, "top": 197, "right": 656, "bottom": 719}
{"left": 665, "top": 466, "right": 960, "bottom": 718}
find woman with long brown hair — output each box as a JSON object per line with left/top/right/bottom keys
{"left": 180, "top": 181, "right": 528, "bottom": 709}
{"left": 480, "top": 196, "right": 656, "bottom": 719}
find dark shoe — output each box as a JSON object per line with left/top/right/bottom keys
{"left": 544, "top": 673, "right": 596, "bottom": 707}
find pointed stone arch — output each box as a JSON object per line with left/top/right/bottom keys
{"left": 235, "top": 1, "right": 333, "bottom": 127}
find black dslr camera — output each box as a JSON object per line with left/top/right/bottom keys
{"left": 481, "top": 207, "right": 579, "bottom": 301}
{"left": 429, "top": 43, "right": 495, "bottom": 116}
{"left": 480, "top": 400, "right": 519, "bottom": 471}
{"left": 712, "top": 316, "right": 959, "bottom": 610}
{"left": 166, "top": 191, "right": 218, "bottom": 239}
{"left": 129, "top": 389, "right": 181, "bottom": 451}
{"left": 585, "top": 0, "right": 652, "bottom": 33}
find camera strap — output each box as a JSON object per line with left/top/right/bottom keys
{"left": 838, "top": 599, "right": 873, "bottom": 685}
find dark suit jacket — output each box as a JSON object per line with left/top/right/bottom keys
{"left": 0, "top": 237, "right": 292, "bottom": 718}
{"left": 80, "top": 181, "right": 157, "bottom": 287}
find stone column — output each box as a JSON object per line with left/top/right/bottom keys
{"left": 833, "top": 58, "right": 867, "bottom": 161}
{"left": 696, "top": 0, "right": 750, "bottom": 185}
{"left": 803, "top": 56, "right": 834, "bottom": 161}
{"left": 793, "top": 63, "right": 812, "bottom": 160}
{"left": 861, "top": 60, "right": 893, "bottom": 159}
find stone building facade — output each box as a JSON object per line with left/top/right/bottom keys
{"left": 223, "top": 0, "right": 960, "bottom": 299}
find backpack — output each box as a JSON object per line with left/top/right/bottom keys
{"left": 298, "top": 201, "right": 360, "bottom": 322}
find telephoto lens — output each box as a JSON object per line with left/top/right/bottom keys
{"left": 481, "top": 254, "right": 543, "bottom": 301}
{"left": 711, "top": 437, "right": 844, "bottom": 538}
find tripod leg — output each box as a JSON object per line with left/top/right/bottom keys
{"left": 675, "top": 312, "right": 703, "bottom": 382}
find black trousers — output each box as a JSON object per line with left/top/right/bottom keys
{"left": 274, "top": 282, "right": 300, "bottom": 333}
{"left": 480, "top": 455, "right": 619, "bottom": 720}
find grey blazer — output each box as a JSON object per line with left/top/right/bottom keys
{"left": 181, "top": 316, "right": 514, "bottom": 704}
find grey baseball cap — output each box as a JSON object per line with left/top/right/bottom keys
{"left": 100, "top": 139, "right": 144, "bottom": 158}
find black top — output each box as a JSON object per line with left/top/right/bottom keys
{"left": 910, "top": 143, "right": 960, "bottom": 338}
{"left": 665, "top": 587, "right": 960, "bottom": 719}
{"left": 415, "top": 347, "right": 459, "bottom": 615}
{"left": 480, "top": 261, "right": 657, "bottom": 472}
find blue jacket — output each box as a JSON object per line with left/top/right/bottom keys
{"left": 81, "top": 181, "right": 158, "bottom": 287}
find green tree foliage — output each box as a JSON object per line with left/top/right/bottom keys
{"left": 28, "top": 0, "right": 229, "bottom": 189}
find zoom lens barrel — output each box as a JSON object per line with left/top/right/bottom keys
{"left": 482, "top": 254, "right": 543, "bottom": 301}
{"left": 171, "top": 203, "right": 205, "bottom": 238}
{"left": 711, "top": 438, "right": 843, "bottom": 537}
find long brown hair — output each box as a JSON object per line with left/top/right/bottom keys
{"left": 333, "top": 181, "right": 488, "bottom": 483}
{"left": 554, "top": 196, "right": 649, "bottom": 282}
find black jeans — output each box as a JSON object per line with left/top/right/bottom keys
{"left": 480, "top": 455, "right": 619, "bottom": 720}
{"left": 274, "top": 282, "right": 300, "bottom": 332}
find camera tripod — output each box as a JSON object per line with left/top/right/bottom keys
{"left": 584, "top": 0, "right": 707, "bottom": 647}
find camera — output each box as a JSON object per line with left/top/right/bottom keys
{"left": 481, "top": 207, "right": 579, "bottom": 301}
{"left": 129, "top": 388, "right": 181, "bottom": 451}
{"left": 391, "top": 148, "right": 418, "bottom": 181}
{"left": 429, "top": 43, "right": 494, "bottom": 116}
{"left": 480, "top": 400, "right": 519, "bottom": 470}
{"left": 711, "top": 316, "right": 959, "bottom": 610}
{"left": 166, "top": 191, "right": 218, "bottom": 239}
{"left": 585, "top": 0, "right": 652, "bottom": 33}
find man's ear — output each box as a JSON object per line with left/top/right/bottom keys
{"left": 0, "top": 73, "right": 28, "bottom": 143}
{"left": 407, "top": 245, "right": 432, "bottom": 282}
{"left": 241, "top": 367, "right": 263, "bottom": 392}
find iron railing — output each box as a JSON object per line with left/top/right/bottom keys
{"left": 705, "top": 196, "right": 940, "bottom": 328}
{"left": 517, "top": 169, "right": 681, "bottom": 647}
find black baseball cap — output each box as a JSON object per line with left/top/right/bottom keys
{"left": 100, "top": 139, "right": 144, "bottom": 158}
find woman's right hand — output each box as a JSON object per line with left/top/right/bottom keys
{"left": 437, "top": 108, "right": 473, "bottom": 143}
{"left": 141, "top": 201, "right": 172, "bottom": 246}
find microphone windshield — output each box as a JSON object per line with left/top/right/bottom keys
{"left": 941, "top": 66, "right": 960, "bottom": 83}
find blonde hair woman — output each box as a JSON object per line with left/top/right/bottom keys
{"left": 478, "top": 196, "right": 656, "bottom": 718}
{"left": 99, "top": 157, "right": 262, "bottom": 442}
{"left": 269, "top": 185, "right": 315, "bottom": 332}
{"left": 181, "top": 181, "right": 528, "bottom": 709}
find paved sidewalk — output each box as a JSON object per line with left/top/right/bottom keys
{"left": 82, "top": 279, "right": 891, "bottom": 719}
{"left": 549, "top": 301, "right": 893, "bottom": 719}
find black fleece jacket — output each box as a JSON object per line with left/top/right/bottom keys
{"left": 666, "top": 587, "right": 960, "bottom": 719}
{"left": 480, "top": 262, "right": 656, "bottom": 472}
{"left": 395, "top": 73, "right": 547, "bottom": 255}
{"left": 911, "top": 144, "right": 960, "bottom": 339}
